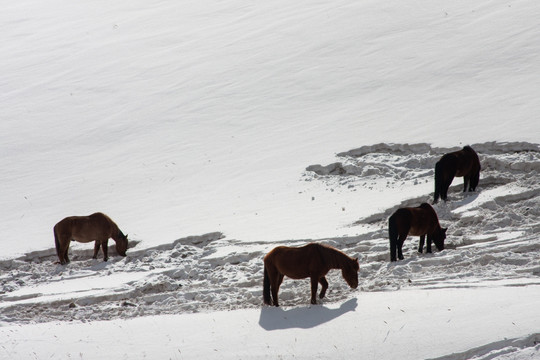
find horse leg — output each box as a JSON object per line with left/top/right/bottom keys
{"left": 390, "top": 235, "right": 398, "bottom": 262}
{"left": 470, "top": 171, "right": 480, "bottom": 191}
{"left": 319, "top": 276, "right": 328, "bottom": 299}
{"left": 55, "top": 232, "right": 65, "bottom": 265}
{"left": 463, "top": 175, "right": 470, "bottom": 192}
{"left": 93, "top": 241, "right": 100, "bottom": 259}
{"left": 418, "top": 235, "right": 425, "bottom": 253}
{"left": 426, "top": 235, "right": 432, "bottom": 253}
{"left": 397, "top": 234, "right": 406, "bottom": 260}
{"left": 442, "top": 176, "right": 454, "bottom": 201}
{"left": 277, "top": 274, "right": 284, "bottom": 288}
{"left": 102, "top": 239, "right": 109, "bottom": 261}
{"left": 62, "top": 239, "right": 71, "bottom": 264}
{"left": 389, "top": 215, "right": 400, "bottom": 262}
{"left": 274, "top": 274, "right": 284, "bottom": 307}
{"left": 269, "top": 270, "right": 283, "bottom": 307}
{"left": 310, "top": 277, "right": 319, "bottom": 305}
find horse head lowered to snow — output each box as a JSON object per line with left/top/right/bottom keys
{"left": 53, "top": 212, "right": 128, "bottom": 265}
{"left": 263, "top": 242, "right": 359, "bottom": 306}
{"left": 388, "top": 203, "right": 446, "bottom": 262}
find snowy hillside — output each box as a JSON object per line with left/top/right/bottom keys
{"left": 1, "top": 0, "right": 540, "bottom": 358}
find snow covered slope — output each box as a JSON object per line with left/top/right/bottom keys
{"left": 1, "top": 0, "right": 539, "bottom": 358}
{"left": 2, "top": 0, "right": 539, "bottom": 256}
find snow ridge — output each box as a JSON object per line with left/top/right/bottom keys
{"left": 429, "top": 333, "right": 540, "bottom": 360}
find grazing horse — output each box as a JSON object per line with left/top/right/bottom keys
{"left": 434, "top": 145, "right": 481, "bottom": 203}
{"left": 54, "top": 212, "right": 128, "bottom": 265}
{"left": 388, "top": 203, "right": 447, "bottom": 262}
{"left": 263, "top": 243, "right": 359, "bottom": 306}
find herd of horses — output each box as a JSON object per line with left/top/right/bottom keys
{"left": 53, "top": 146, "right": 481, "bottom": 306}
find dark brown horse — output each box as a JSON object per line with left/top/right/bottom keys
{"left": 263, "top": 243, "right": 359, "bottom": 306}
{"left": 54, "top": 212, "right": 128, "bottom": 265}
{"left": 434, "top": 145, "right": 481, "bottom": 203}
{"left": 388, "top": 203, "right": 447, "bottom": 262}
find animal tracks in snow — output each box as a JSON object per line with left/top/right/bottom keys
{"left": 305, "top": 142, "right": 540, "bottom": 291}
{"left": 1, "top": 142, "right": 539, "bottom": 324}
{"left": 0, "top": 232, "right": 269, "bottom": 323}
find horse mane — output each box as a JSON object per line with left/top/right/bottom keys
{"left": 91, "top": 212, "right": 122, "bottom": 238}
{"left": 419, "top": 203, "right": 442, "bottom": 230}
{"left": 317, "top": 243, "right": 354, "bottom": 269}
{"left": 419, "top": 202, "right": 435, "bottom": 212}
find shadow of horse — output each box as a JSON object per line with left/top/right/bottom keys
{"left": 258, "top": 298, "right": 357, "bottom": 331}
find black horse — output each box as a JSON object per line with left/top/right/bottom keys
{"left": 434, "top": 146, "right": 480, "bottom": 203}
{"left": 388, "top": 203, "right": 447, "bottom": 262}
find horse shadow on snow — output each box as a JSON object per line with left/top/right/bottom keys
{"left": 258, "top": 298, "right": 357, "bottom": 331}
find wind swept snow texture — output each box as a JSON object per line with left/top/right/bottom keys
{"left": 2, "top": 0, "right": 540, "bottom": 357}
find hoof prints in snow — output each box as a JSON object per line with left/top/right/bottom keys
{"left": 0, "top": 232, "right": 267, "bottom": 323}
{"left": 305, "top": 142, "right": 539, "bottom": 197}
{"left": 0, "top": 232, "right": 355, "bottom": 324}
{"left": 306, "top": 142, "right": 540, "bottom": 291}
{"left": 1, "top": 143, "right": 540, "bottom": 324}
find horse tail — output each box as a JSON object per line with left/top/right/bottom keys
{"left": 263, "top": 265, "right": 272, "bottom": 305}
{"left": 388, "top": 214, "right": 399, "bottom": 262}
{"left": 470, "top": 169, "right": 480, "bottom": 191}
{"left": 54, "top": 228, "right": 60, "bottom": 253}
{"left": 470, "top": 148, "right": 481, "bottom": 191}
{"left": 434, "top": 161, "right": 443, "bottom": 203}
{"left": 54, "top": 226, "right": 63, "bottom": 263}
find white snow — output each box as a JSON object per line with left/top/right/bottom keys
{"left": 1, "top": 0, "right": 540, "bottom": 358}
{"left": 2, "top": 286, "right": 539, "bottom": 359}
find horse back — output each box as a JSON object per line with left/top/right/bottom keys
{"left": 453, "top": 146, "right": 480, "bottom": 177}
{"left": 54, "top": 213, "right": 115, "bottom": 243}
{"left": 396, "top": 204, "right": 440, "bottom": 236}
{"left": 264, "top": 244, "right": 324, "bottom": 279}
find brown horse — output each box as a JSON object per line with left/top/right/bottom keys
{"left": 54, "top": 212, "right": 128, "bottom": 265}
{"left": 388, "top": 203, "right": 447, "bottom": 262}
{"left": 434, "top": 145, "right": 481, "bottom": 203}
{"left": 263, "top": 243, "right": 359, "bottom": 306}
